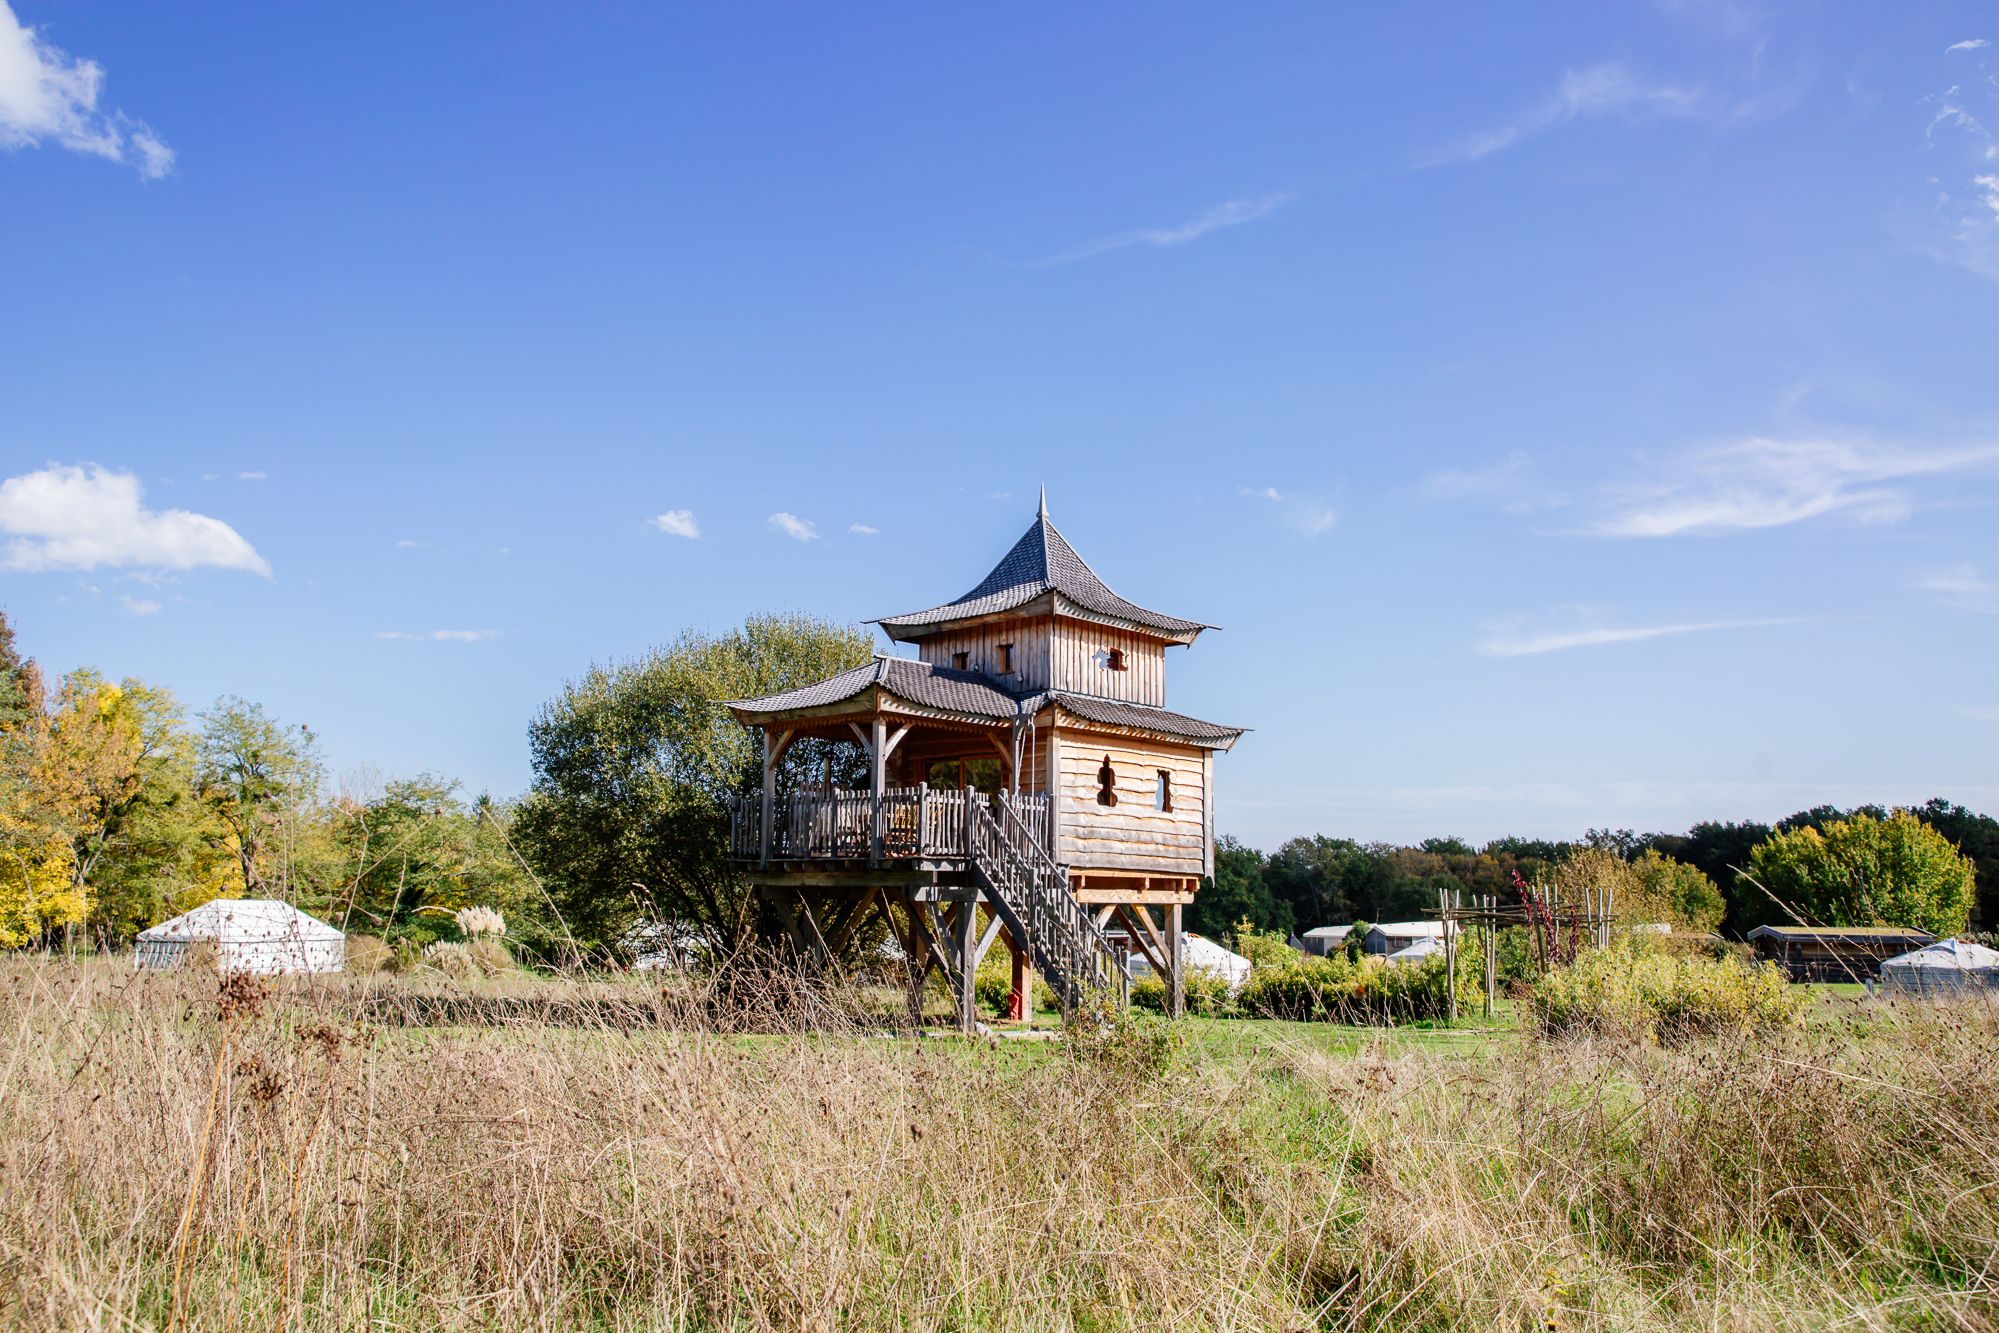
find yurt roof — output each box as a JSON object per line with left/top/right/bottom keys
{"left": 1183, "top": 933, "right": 1250, "bottom": 971}
{"left": 137, "top": 899, "right": 343, "bottom": 943}
{"left": 1387, "top": 937, "right": 1445, "bottom": 960}
{"left": 1880, "top": 938, "right": 1999, "bottom": 971}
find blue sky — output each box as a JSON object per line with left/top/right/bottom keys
{"left": 2, "top": 1, "right": 1996, "bottom": 847}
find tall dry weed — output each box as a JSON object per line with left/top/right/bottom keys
{"left": 0, "top": 958, "right": 1992, "bottom": 1330}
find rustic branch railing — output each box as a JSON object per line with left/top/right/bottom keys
{"left": 729, "top": 785, "right": 1051, "bottom": 864}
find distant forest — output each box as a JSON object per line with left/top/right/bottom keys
{"left": 1195, "top": 799, "right": 1999, "bottom": 942}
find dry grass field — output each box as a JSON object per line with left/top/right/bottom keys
{"left": 0, "top": 958, "right": 1994, "bottom": 1331}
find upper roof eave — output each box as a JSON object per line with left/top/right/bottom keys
{"left": 869, "top": 509, "right": 1213, "bottom": 641}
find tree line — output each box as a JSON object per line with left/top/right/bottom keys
{"left": 1193, "top": 801, "right": 1994, "bottom": 944}
{"left": 3, "top": 605, "right": 1988, "bottom": 959}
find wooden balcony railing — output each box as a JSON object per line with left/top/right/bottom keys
{"left": 730, "top": 785, "right": 1052, "bottom": 865}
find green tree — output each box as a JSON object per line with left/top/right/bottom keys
{"left": 196, "top": 697, "right": 324, "bottom": 898}
{"left": 325, "top": 778, "right": 542, "bottom": 948}
{"left": 1647, "top": 820, "right": 1772, "bottom": 936}
{"left": 1910, "top": 798, "right": 1999, "bottom": 931}
{"left": 1191, "top": 836, "right": 1290, "bottom": 938}
{"left": 1746, "top": 810, "right": 1976, "bottom": 937}
{"left": 1627, "top": 849, "right": 1725, "bottom": 933}
{"left": 512, "top": 612, "right": 873, "bottom": 954}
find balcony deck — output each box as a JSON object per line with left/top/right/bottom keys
{"left": 730, "top": 785, "right": 1052, "bottom": 868}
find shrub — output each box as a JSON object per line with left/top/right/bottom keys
{"left": 1237, "top": 948, "right": 1477, "bottom": 1024}
{"left": 1528, "top": 943, "right": 1806, "bottom": 1045}
{"left": 1129, "top": 969, "right": 1233, "bottom": 1016}
{"left": 1063, "top": 989, "right": 1181, "bottom": 1077}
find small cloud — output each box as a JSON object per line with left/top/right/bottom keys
{"left": 1479, "top": 617, "right": 1801, "bottom": 657}
{"left": 119, "top": 595, "right": 162, "bottom": 617}
{"left": 1947, "top": 39, "right": 1990, "bottom": 53}
{"left": 1958, "top": 704, "right": 1999, "bottom": 721}
{"left": 1242, "top": 486, "right": 1336, "bottom": 537}
{"left": 0, "top": 464, "right": 269, "bottom": 576}
{"left": 374, "top": 629, "right": 497, "bottom": 643}
{"left": 1031, "top": 192, "right": 1290, "bottom": 266}
{"left": 1917, "top": 563, "right": 1997, "bottom": 612}
{"left": 651, "top": 509, "right": 700, "bottom": 540}
{"left": 236, "top": 471, "right": 268, "bottom": 482}
{"left": 0, "top": 1, "right": 174, "bottom": 178}
{"left": 1283, "top": 500, "right": 1339, "bottom": 538}
{"left": 768, "top": 512, "right": 819, "bottom": 542}
{"left": 985, "top": 491, "right": 1013, "bottom": 502}
{"left": 394, "top": 538, "right": 427, "bottom": 549}
{"left": 1422, "top": 453, "right": 1561, "bottom": 515}
{"left": 848, "top": 523, "right": 880, "bottom": 536}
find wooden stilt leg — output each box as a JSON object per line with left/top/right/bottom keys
{"left": 1009, "top": 929, "right": 1029, "bottom": 1024}
{"left": 1168, "top": 901, "right": 1184, "bottom": 1020}
{"left": 956, "top": 898, "right": 977, "bottom": 1034}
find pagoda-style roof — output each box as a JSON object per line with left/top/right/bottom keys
{"left": 728, "top": 656, "right": 1022, "bottom": 723}
{"left": 873, "top": 502, "right": 1211, "bottom": 643}
{"left": 727, "top": 655, "right": 1244, "bottom": 749}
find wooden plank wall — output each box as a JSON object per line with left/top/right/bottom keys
{"left": 914, "top": 616, "right": 1051, "bottom": 691}
{"left": 1052, "top": 732, "right": 1207, "bottom": 877}
{"left": 1048, "top": 622, "right": 1167, "bottom": 706}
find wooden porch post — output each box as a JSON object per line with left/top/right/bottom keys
{"left": 870, "top": 716, "right": 887, "bottom": 867}
{"left": 759, "top": 728, "right": 777, "bottom": 863}
{"left": 956, "top": 899, "right": 977, "bottom": 1034}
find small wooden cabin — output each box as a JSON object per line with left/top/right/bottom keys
{"left": 725, "top": 496, "right": 1244, "bottom": 1025}
{"left": 1747, "top": 925, "right": 1936, "bottom": 983}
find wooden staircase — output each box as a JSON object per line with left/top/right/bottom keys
{"left": 967, "top": 793, "right": 1130, "bottom": 1012}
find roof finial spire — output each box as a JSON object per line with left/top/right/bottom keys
{"left": 1038, "top": 484, "right": 1047, "bottom": 520}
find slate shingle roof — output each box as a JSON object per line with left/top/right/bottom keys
{"left": 1038, "top": 691, "right": 1246, "bottom": 745}
{"left": 874, "top": 510, "right": 1210, "bottom": 640}
{"left": 727, "top": 658, "right": 1245, "bottom": 747}
{"left": 726, "top": 657, "right": 1021, "bottom": 720}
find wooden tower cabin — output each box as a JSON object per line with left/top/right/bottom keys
{"left": 725, "top": 493, "right": 1245, "bottom": 1027}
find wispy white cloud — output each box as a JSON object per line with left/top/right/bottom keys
{"left": 1241, "top": 484, "right": 1337, "bottom": 538}
{"left": 374, "top": 629, "right": 496, "bottom": 643}
{"left": 1917, "top": 563, "right": 1997, "bottom": 612}
{"left": 237, "top": 471, "right": 267, "bottom": 482}
{"left": 1422, "top": 452, "right": 1560, "bottom": 515}
{"left": 1959, "top": 704, "right": 1999, "bottom": 721}
{"left": 768, "top": 512, "right": 819, "bottom": 542}
{"left": 1585, "top": 437, "right": 1999, "bottom": 538}
{"left": 1479, "top": 617, "right": 1800, "bottom": 657}
{"left": 1921, "top": 68, "right": 1999, "bottom": 278}
{"left": 651, "top": 509, "right": 699, "bottom": 540}
{"left": 848, "top": 522, "right": 879, "bottom": 536}
{"left": 1031, "top": 193, "right": 1290, "bottom": 266}
{"left": 0, "top": 0, "right": 173, "bottom": 178}
{"left": 1947, "top": 39, "right": 1990, "bottom": 53}
{"left": 1421, "top": 57, "right": 1805, "bottom": 167}
{"left": 119, "top": 595, "right": 161, "bottom": 617}
{"left": 0, "top": 464, "right": 269, "bottom": 575}
{"left": 394, "top": 538, "right": 427, "bottom": 550}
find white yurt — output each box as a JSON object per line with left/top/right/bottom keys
{"left": 135, "top": 899, "right": 345, "bottom": 975}
{"left": 1386, "top": 936, "right": 1446, "bottom": 965}
{"left": 1877, "top": 938, "right": 1999, "bottom": 999}
{"left": 1120, "top": 932, "right": 1253, "bottom": 990}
